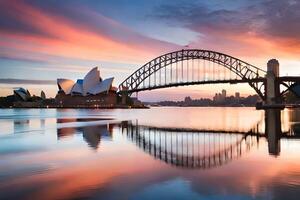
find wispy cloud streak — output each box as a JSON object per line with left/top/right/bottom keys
{"left": 0, "top": 78, "right": 56, "bottom": 85}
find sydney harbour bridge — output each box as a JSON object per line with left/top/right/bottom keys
{"left": 118, "top": 49, "right": 300, "bottom": 107}
{"left": 67, "top": 49, "right": 300, "bottom": 169}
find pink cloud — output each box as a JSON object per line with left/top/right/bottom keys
{"left": 0, "top": 1, "right": 179, "bottom": 64}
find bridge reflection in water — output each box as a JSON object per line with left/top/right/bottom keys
{"left": 52, "top": 109, "right": 300, "bottom": 168}
{"left": 122, "top": 123, "right": 256, "bottom": 169}
{"left": 120, "top": 109, "right": 297, "bottom": 169}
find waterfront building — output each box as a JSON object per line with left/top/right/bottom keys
{"left": 55, "top": 67, "right": 117, "bottom": 107}
{"left": 13, "top": 87, "right": 31, "bottom": 101}
{"left": 13, "top": 87, "right": 46, "bottom": 108}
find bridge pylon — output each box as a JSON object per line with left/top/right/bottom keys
{"left": 265, "top": 59, "right": 280, "bottom": 105}
{"left": 120, "top": 86, "right": 129, "bottom": 105}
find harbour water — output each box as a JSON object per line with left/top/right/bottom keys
{"left": 0, "top": 107, "right": 300, "bottom": 200}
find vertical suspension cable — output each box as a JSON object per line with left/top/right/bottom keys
{"left": 213, "top": 62, "right": 216, "bottom": 80}
{"left": 226, "top": 65, "right": 228, "bottom": 80}
{"left": 165, "top": 61, "right": 167, "bottom": 85}
{"left": 225, "top": 65, "right": 227, "bottom": 80}
{"left": 176, "top": 60, "right": 178, "bottom": 83}
{"left": 181, "top": 58, "right": 183, "bottom": 82}
{"left": 218, "top": 62, "right": 221, "bottom": 80}
{"left": 208, "top": 60, "right": 211, "bottom": 81}
{"left": 187, "top": 58, "right": 189, "bottom": 82}
{"left": 170, "top": 54, "right": 173, "bottom": 84}
{"left": 219, "top": 61, "right": 221, "bottom": 80}
{"left": 170, "top": 53, "right": 174, "bottom": 83}
{"left": 148, "top": 64, "right": 151, "bottom": 87}
{"left": 236, "top": 62, "right": 238, "bottom": 80}
{"left": 159, "top": 61, "right": 161, "bottom": 86}
{"left": 198, "top": 58, "right": 200, "bottom": 81}
{"left": 221, "top": 64, "right": 223, "bottom": 80}
{"left": 224, "top": 65, "right": 226, "bottom": 80}
{"left": 154, "top": 61, "right": 156, "bottom": 86}
{"left": 204, "top": 59, "right": 206, "bottom": 81}
{"left": 192, "top": 58, "right": 194, "bottom": 82}
{"left": 143, "top": 68, "right": 145, "bottom": 88}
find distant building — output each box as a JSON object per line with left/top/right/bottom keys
{"left": 221, "top": 89, "right": 226, "bottom": 99}
{"left": 13, "top": 87, "right": 46, "bottom": 108}
{"left": 213, "top": 93, "right": 219, "bottom": 102}
{"left": 131, "top": 97, "right": 143, "bottom": 107}
{"left": 235, "top": 92, "right": 240, "bottom": 99}
{"left": 184, "top": 96, "right": 192, "bottom": 103}
{"left": 55, "top": 67, "right": 117, "bottom": 107}
{"left": 213, "top": 89, "right": 226, "bottom": 102}
{"left": 14, "top": 88, "right": 31, "bottom": 101}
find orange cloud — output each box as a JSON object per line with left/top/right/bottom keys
{"left": 0, "top": 1, "right": 178, "bottom": 64}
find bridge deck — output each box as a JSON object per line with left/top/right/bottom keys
{"left": 278, "top": 76, "right": 300, "bottom": 82}
{"left": 120, "top": 78, "right": 265, "bottom": 93}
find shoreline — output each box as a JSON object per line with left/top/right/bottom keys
{"left": 0, "top": 105, "right": 257, "bottom": 109}
{"left": 0, "top": 105, "right": 149, "bottom": 109}
{"left": 1, "top": 105, "right": 300, "bottom": 109}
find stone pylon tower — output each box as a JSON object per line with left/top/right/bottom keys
{"left": 266, "top": 59, "right": 280, "bottom": 105}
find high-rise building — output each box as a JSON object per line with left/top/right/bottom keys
{"left": 221, "top": 89, "right": 226, "bottom": 98}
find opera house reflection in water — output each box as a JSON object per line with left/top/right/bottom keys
{"left": 56, "top": 118, "right": 115, "bottom": 150}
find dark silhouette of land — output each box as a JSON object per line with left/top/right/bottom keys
{"left": 144, "top": 94, "right": 260, "bottom": 107}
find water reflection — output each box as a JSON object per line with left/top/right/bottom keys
{"left": 13, "top": 119, "right": 30, "bottom": 133}
{"left": 51, "top": 109, "right": 300, "bottom": 161}
{"left": 122, "top": 121, "right": 256, "bottom": 169}
{"left": 1, "top": 108, "right": 300, "bottom": 200}
{"left": 57, "top": 119, "right": 115, "bottom": 149}
{"left": 266, "top": 109, "right": 281, "bottom": 155}
{"left": 121, "top": 109, "right": 300, "bottom": 168}
{"left": 266, "top": 109, "right": 300, "bottom": 156}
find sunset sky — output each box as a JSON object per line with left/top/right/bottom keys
{"left": 0, "top": 0, "right": 300, "bottom": 101}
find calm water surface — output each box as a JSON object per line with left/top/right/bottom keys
{"left": 0, "top": 107, "right": 300, "bottom": 200}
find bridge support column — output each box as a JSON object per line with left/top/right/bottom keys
{"left": 121, "top": 92, "right": 128, "bottom": 105}
{"left": 265, "top": 109, "right": 281, "bottom": 155}
{"left": 265, "top": 59, "right": 280, "bottom": 105}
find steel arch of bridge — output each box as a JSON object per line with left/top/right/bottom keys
{"left": 118, "top": 49, "right": 267, "bottom": 99}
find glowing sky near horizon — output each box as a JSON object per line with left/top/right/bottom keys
{"left": 0, "top": 0, "right": 300, "bottom": 101}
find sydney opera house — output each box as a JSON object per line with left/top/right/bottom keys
{"left": 55, "top": 67, "right": 118, "bottom": 107}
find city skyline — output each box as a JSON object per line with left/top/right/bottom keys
{"left": 0, "top": 0, "right": 300, "bottom": 101}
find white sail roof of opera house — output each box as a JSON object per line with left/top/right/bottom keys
{"left": 83, "top": 67, "right": 100, "bottom": 96}
{"left": 57, "top": 79, "right": 75, "bottom": 95}
{"left": 87, "top": 77, "right": 114, "bottom": 95}
{"left": 57, "top": 67, "right": 114, "bottom": 96}
{"left": 71, "top": 81, "right": 84, "bottom": 95}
